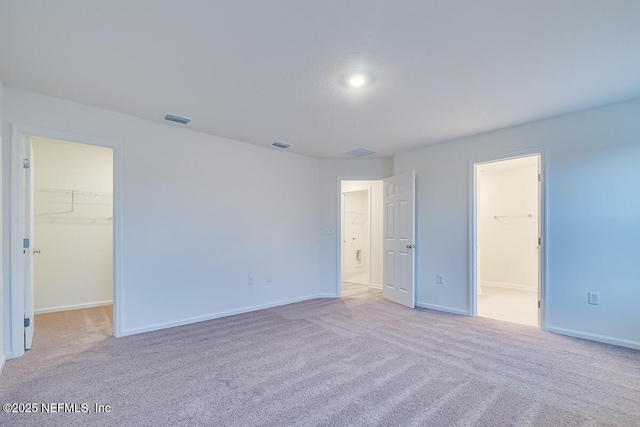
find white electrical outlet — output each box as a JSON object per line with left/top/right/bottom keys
{"left": 248, "top": 275, "right": 254, "bottom": 285}
{"left": 437, "top": 274, "right": 445, "bottom": 284}
{"left": 322, "top": 229, "right": 333, "bottom": 236}
{"left": 588, "top": 292, "right": 599, "bottom": 305}
{"left": 267, "top": 275, "right": 272, "bottom": 283}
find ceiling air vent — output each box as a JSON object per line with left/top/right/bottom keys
{"left": 346, "top": 148, "right": 376, "bottom": 158}
{"left": 164, "top": 114, "right": 191, "bottom": 125}
{"left": 272, "top": 141, "right": 292, "bottom": 149}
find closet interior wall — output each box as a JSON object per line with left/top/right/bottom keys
{"left": 32, "top": 137, "right": 113, "bottom": 314}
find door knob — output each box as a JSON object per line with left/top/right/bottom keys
{"left": 406, "top": 244, "right": 415, "bottom": 249}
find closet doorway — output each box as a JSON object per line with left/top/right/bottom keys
{"left": 340, "top": 180, "right": 383, "bottom": 299}
{"left": 24, "top": 136, "right": 114, "bottom": 354}
{"left": 474, "top": 155, "right": 541, "bottom": 326}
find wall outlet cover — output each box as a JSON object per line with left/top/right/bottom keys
{"left": 588, "top": 292, "right": 599, "bottom": 305}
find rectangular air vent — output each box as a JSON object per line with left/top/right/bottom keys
{"left": 164, "top": 114, "right": 191, "bottom": 125}
{"left": 346, "top": 147, "right": 376, "bottom": 157}
{"left": 272, "top": 141, "right": 292, "bottom": 149}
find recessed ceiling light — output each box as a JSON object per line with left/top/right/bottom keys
{"left": 348, "top": 74, "right": 367, "bottom": 87}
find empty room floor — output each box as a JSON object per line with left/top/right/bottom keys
{"left": 341, "top": 281, "right": 382, "bottom": 299}
{"left": 1, "top": 298, "right": 638, "bottom": 426}
{"left": 477, "top": 286, "right": 538, "bottom": 327}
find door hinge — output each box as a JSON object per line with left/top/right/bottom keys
{"left": 538, "top": 173, "right": 541, "bottom": 182}
{"left": 538, "top": 301, "right": 541, "bottom": 309}
{"left": 538, "top": 237, "right": 541, "bottom": 246}
{"left": 23, "top": 158, "right": 30, "bottom": 169}
{"left": 24, "top": 317, "right": 30, "bottom": 327}
{"left": 23, "top": 238, "right": 30, "bottom": 249}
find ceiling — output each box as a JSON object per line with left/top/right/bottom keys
{"left": 1, "top": 1, "right": 639, "bottom": 158}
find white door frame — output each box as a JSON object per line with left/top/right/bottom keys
{"left": 9, "top": 124, "right": 123, "bottom": 359}
{"left": 336, "top": 175, "right": 384, "bottom": 297}
{"left": 341, "top": 185, "right": 372, "bottom": 287}
{"left": 468, "top": 148, "right": 547, "bottom": 329}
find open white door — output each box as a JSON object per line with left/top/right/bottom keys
{"left": 24, "top": 136, "right": 35, "bottom": 349}
{"left": 383, "top": 170, "right": 416, "bottom": 308}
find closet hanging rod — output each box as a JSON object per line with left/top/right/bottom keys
{"left": 34, "top": 187, "right": 113, "bottom": 197}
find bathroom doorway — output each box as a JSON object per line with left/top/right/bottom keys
{"left": 340, "top": 180, "right": 383, "bottom": 299}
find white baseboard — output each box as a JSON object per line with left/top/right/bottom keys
{"left": 316, "top": 293, "right": 340, "bottom": 299}
{"left": 416, "top": 302, "right": 469, "bottom": 316}
{"left": 121, "top": 294, "right": 335, "bottom": 337}
{"left": 545, "top": 325, "right": 640, "bottom": 350}
{"left": 370, "top": 283, "right": 383, "bottom": 289}
{"left": 481, "top": 281, "right": 537, "bottom": 292}
{"left": 0, "top": 354, "right": 6, "bottom": 377}
{"left": 35, "top": 300, "right": 113, "bottom": 315}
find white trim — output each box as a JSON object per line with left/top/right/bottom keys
{"left": 121, "top": 294, "right": 338, "bottom": 336}
{"left": 0, "top": 354, "right": 6, "bottom": 377}
{"left": 480, "top": 281, "right": 537, "bottom": 292}
{"left": 468, "top": 148, "right": 547, "bottom": 330}
{"left": 10, "top": 125, "right": 24, "bottom": 358}
{"left": 370, "top": 283, "right": 383, "bottom": 289}
{"left": 34, "top": 300, "right": 113, "bottom": 315}
{"left": 545, "top": 325, "right": 640, "bottom": 351}
{"left": 9, "top": 124, "right": 123, "bottom": 360}
{"left": 416, "top": 302, "right": 469, "bottom": 316}
{"left": 316, "top": 293, "right": 340, "bottom": 299}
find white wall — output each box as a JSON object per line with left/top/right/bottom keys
{"left": 478, "top": 158, "right": 539, "bottom": 291}
{"left": 32, "top": 137, "right": 113, "bottom": 313}
{"left": 3, "top": 89, "right": 322, "bottom": 356}
{"left": 341, "top": 180, "right": 384, "bottom": 287}
{"left": 394, "top": 98, "right": 640, "bottom": 348}
{"left": 318, "top": 159, "right": 392, "bottom": 295}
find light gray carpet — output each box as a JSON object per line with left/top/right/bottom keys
{"left": 1, "top": 298, "right": 639, "bottom": 426}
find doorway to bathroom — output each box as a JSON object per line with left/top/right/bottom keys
{"left": 340, "top": 180, "right": 384, "bottom": 299}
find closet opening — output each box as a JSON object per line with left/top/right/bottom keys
{"left": 473, "top": 154, "right": 542, "bottom": 327}
{"left": 17, "top": 135, "right": 114, "bottom": 355}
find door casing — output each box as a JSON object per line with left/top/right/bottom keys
{"left": 469, "top": 148, "right": 547, "bottom": 330}
{"left": 9, "top": 124, "right": 123, "bottom": 359}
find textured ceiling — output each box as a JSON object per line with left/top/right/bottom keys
{"left": 1, "top": 0, "right": 640, "bottom": 158}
